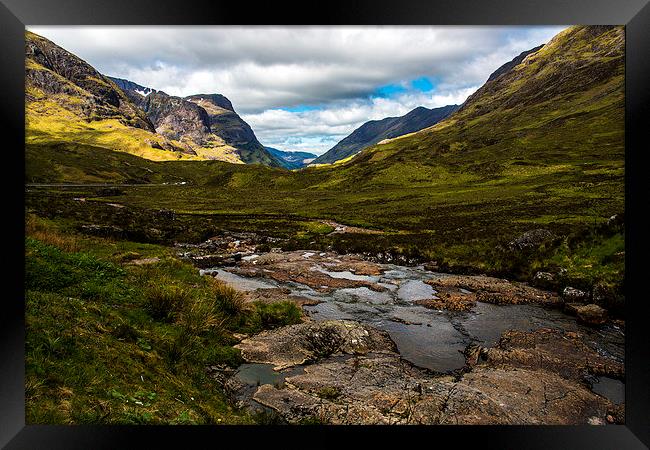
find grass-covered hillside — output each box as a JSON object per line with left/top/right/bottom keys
{"left": 25, "top": 31, "right": 280, "bottom": 165}
{"left": 25, "top": 215, "right": 302, "bottom": 424}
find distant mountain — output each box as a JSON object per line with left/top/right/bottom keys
{"left": 265, "top": 147, "right": 317, "bottom": 169}
{"left": 312, "top": 104, "right": 458, "bottom": 165}
{"left": 109, "top": 77, "right": 158, "bottom": 98}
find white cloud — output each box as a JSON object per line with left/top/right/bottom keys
{"left": 28, "top": 25, "right": 567, "bottom": 154}
{"left": 243, "top": 86, "right": 480, "bottom": 154}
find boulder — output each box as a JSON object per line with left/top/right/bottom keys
{"left": 531, "top": 271, "right": 554, "bottom": 288}
{"left": 508, "top": 229, "right": 555, "bottom": 250}
{"left": 575, "top": 304, "right": 608, "bottom": 326}
{"left": 563, "top": 286, "right": 589, "bottom": 303}
{"left": 234, "top": 320, "right": 396, "bottom": 370}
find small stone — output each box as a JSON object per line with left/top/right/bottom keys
{"left": 587, "top": 416, "right": 606, "bottom": 425}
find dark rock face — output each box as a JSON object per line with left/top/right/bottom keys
{"left": 312, "top": 104, "right": 458, "bottom": 165}
{"left": 139, "top": 92, "right": 212, "bottom": 144}
{"left": 25, "top": 31, "right": 154, "bottom": 132}
{"left": 108, "top": 76, "right": 157, "bottom": 97}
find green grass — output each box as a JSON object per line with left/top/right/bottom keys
{"left": 25, "top": 215, "right": 306, "bottom": 424}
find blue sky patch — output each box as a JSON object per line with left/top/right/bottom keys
{"left": 373, "top": 83, "right": 408, "bottom": 98}
{"left": 411, "top": 77, "right": 435, "bottom": 92}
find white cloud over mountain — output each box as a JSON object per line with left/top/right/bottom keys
{"left": 28, "top": 26, "right": 566, "bottom": 154}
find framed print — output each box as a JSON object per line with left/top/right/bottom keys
{"left": 2, "top": 0, "right": 649, "bottom": 447}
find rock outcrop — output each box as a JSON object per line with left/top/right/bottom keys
{"left": 234, "top": 324, "right": 623, "bottom": 425}
{"left": 425, "top": 274, "right": 561, "bottom": 306}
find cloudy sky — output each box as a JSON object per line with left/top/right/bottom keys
{"left": 28, "top": 26, "right": 567, "bottom": 155}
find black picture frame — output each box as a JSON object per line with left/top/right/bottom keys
{"left": 2, "top": 0, "right": 649, "bottom": 447}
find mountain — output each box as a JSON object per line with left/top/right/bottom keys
{"left": 25, "top": 31, "right": 200, "bottom": 160}
{"left": 109, "top": 77, "right": 158, "bottom": 98}
{"left": 311, "top": 104, "right": 458, "bottom": 165}
{"left": 108, "top": 81, "right": 282, "bottom": 166}
{"left": 26, "top": 31, "right": 281, "bottom": 166}
{"left": 265, "top": 147, "right": 317, "bottom": 169}
{"left": 333, "top": 26, "right": 624, "bottom": 182}
{"left": 184, "top": 94, "right": 281, "bottom": 166}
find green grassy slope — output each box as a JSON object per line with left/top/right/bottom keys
{"left": 25, "top": 215, "right": 302, "bottom": 424}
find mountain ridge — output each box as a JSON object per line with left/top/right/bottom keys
{"left": 265, "top": 147, "right": 317, "bottom": 169}
{"left": 312, "top": 104, "right": 458, "bottom": 165}
{"left": 25, "top": 31, "right": 281, "bottom": 166}
{"left": 108, "top": 77, "right": 282, "bottom": 166}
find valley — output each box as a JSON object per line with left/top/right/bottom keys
{"left": 24, "top": 25, "right": 626, "bottom": 425}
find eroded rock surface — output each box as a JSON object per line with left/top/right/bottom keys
{"left": 234, "top": 320, "right": 396, "bottom": 370}
{"left": 231, "top": 251, "right": 388, "bottom": 293}
{"left": 465, "top": 328, "right": 623, "bottom": 380}
{"left": 426, "top": 274, "right": 561, "bottom": 306}
{"left": 238, "top": 324, "right": 623, "bottom": 425}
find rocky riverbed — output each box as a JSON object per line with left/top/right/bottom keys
{"left": 184, "top": 236, "right": 624, "bottom": 425}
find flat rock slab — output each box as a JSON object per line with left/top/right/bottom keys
{"left": 415, "top": 288, "right": 476, "bottom": 312}
{"left": 231, "top": 251, "right": 388, "bottom": 293}
{"left": 235, "top": 320, "right": 397, "bottom": 370}
{"left": 243, "top": 325, "right": 622, "bottom": 424}
{"left": 470, "top": 327, "right": 624, "bottom": 380}
{"left": 426, "top": 274, "right": 561, "bottom": 306}
{"left": 252, "top": 353, "right": 616, "bottom": 425}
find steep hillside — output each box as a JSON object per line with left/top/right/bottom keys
{"left": 25, "top": 31, "right": 206, "bottom": 161}
{"left": 185, "top": 94, "right": 281, "bottom": 166}
{"left": 312, "top": 104, "right": 458, "bottom": 164}
{"left": 265, "top": 147, "right": 317, "bottom": 169}
{"left": 26, "top": 31, "right": 281, "bottom": 166}
{"left": 328, "top": 26, "right": 624, "bottom": 185}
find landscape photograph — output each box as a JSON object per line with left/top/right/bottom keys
{"left": 24, "top": 25, "right": 625, "bottom": 425}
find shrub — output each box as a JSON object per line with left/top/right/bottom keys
{"left": 26, "top": 214, "right": 80, "bottom": 252}
{"left": 179, "top": 296, "right": 225, "bottom": 336}
{"left": 209, "top": 279, "right": 248, "bottom": 317}
{"left": 243, "top": 301, "right": 303, "bottom": 333}
{"left": 144, "top": 282, "right": 190, "bottom": 322}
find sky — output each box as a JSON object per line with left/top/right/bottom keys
{"left": 28, "top": 26, "right": 567, "bottom": 155}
